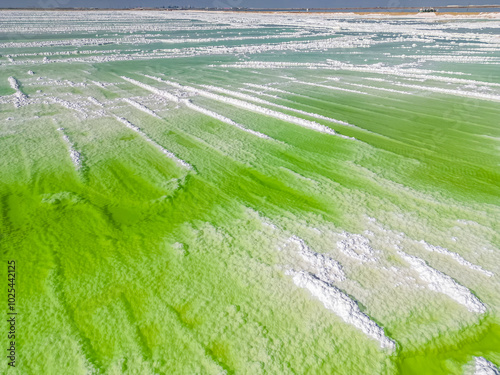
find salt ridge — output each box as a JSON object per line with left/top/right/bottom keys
{"left": 8, "top": 76, "right": 28, "bottom": 107}
{"left": 57, "top": 127, "right": 81, "bottom": 169}
{"left": 398, "top": 251, "right": 486, "bottom": 313}
{"left": 113, "top": 115, "right": 192, "bottom": 170}
{"left": 121, "top": 76, "right": 180, "bottom": 103}
{"left": 287, "top": 236, "right": 345, "bottom": 283}
{"left": 419, "top": 240, "right": 493, "bottom": 277}
{"left": 87, "top": 97, "right": 103, "bottom": 107}
{"left": 123, "top": 98, "right": 161, "bottom": 119}
{"left": 146, "top": 75, "right": 339, "bottom": 136}
{"left": 390, "top": 81, "right": 500, "bottom": 102}
{"left": 337, "top": 233, "right": 377, "bottom": 263}
{"left": 287, "top": 270, "right": 395, "bottom": 349}
{"left": 48, "top": 97, "right": 87, "bottom": 117}
{"left": 199, "top": 84, "right": 357, "bottom": 128}
{"left": 288, "top": 79, "right": 372, "bottom": 96}
{"left": 475, "top": 357, "right": 500, "bottom": 375}
{"left": 181, "top": 99, "right": 271, "bottom": 140}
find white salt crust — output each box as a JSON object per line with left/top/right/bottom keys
{"left": 199, "top": 84, "right": 359, "bottom": 130}
{"left": 145, "top": 75, "right": 339, "bottom": 136}
{"left": 8, "top": 76, "right": 20, "bottom": 91}
{"left": 419, "top": 240, "right": 493, "bottom": 277}
{"left": 113, "top": 115, "right": 192, "bottom": 170}
{"left": 57, "top": 127, "right": 81, "bottom": 169}
{"left": 123, "top": 76, "right": 272, "bottom": 139}
{"left": 287, "top": 270, "right": 396, "bottom": 350}
{"left": 337, "top": 81, "right": 413, "bottom": 95}
{"left": 121, "top": 76, "right": 181, "bottom": 103}
{"left": 475, "top": 357, "right": 500, "bottom": 375}
{"left": 286, "top": 236, "right": 345, "bottom": 283}
{"left": 398, "top": 251, "right": 486, "bottom": 313}
{"left": 48, "top": 97, "right": 88, "bottom": 117}
{"left": 123, "top": 98, "right": 161, "bottom": 119}
{"left": 282, "top": 235, "right": 394, "bottom": 349}
{"left": 87, "top": 97, "right": 103, "bottom": 107}
{"left": 337, "top": 233, "right": 377, "bottom": 263}
{"left": 181, "top": 99, "right": 271, "bottom": 140}
{"left": 8, "top": 76, "right": 28, "bottom": 107}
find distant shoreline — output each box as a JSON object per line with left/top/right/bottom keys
{"left": 1, "top": 5, "right": 500, "bottom": 13}
{"left": 1, "top": 9, "right": 500, "bottom": 18}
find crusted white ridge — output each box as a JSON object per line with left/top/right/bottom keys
{"left": 8, "top": 76, "right": 28, "bottom": 107}
{"left": 390, "top": 81, "right": 500, "bottom": 102}
{"left": 92, "top": 81, "right": 107, "bottom": 89}
{"left": 113, "top": 115, "right": 192, "bottom": 170}
{"left": 181, "top": 99, "right": 271, "bottom": 139}
{"left": 339, "top": 81, "right": 413, "bottom": 95}
{"left": 8, "top": 76, "right": 20, "bottom": 91}
{"left": 398, "top": 251, "right": 486, "bottom": 313}
{"left": 87, "top": 97, "right": 103, "bottom": 107}
{"left": 337, "top": 233, "right": 376, "bottom": 263}
{"left": 288, "top": 79, "right": 372, "bottom": 96}
{"left": 121, "top": 76, "right": 181, "bottom": 103}
{"left": 145, "top": 75, "right": 339, "bottom": 136}
{"left": 287, "top": 270, "right": 395, "bottom": 349}
{"left": 419, "top": 240, "right": 493, "bottom": 277}
{"left": 57, "top": 127, "right": 81, "bottom": 169}
{"left": 287, "top": 236, "right": 345, "bottom": 283}
{"left": 123, "top": 98, "right": 161, "bottom": 118}
{"left": 240, "top": 88, "right": 281, "bottom": 100}
{"left": 244, "top": 83, "right": 292, "bottom": 94}
{"left": 48, "top": 97, "right": 87, "bottom": 117}
{"left": 475, "top": 357, "right": 500, "bottom": 375}
{"left": 200, "top": 84, "right": 357, "bottom": 128}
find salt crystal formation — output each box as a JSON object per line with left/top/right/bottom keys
{"left": 1, "top": 9, "right": 499, "bottom": 375}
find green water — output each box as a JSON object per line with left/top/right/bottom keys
{"left": 1, "top": 10, "right": 499, "bottom": 375}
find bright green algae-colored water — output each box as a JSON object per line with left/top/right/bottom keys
{"left": 0, "top": 10, "right": 499, "bottom": 375}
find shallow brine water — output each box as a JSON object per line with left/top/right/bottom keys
{"left": 0, "top": 10, "right": 499, "bottom": 375}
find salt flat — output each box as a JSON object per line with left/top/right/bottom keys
{"left": 0, "top": 10, "right": 499, "bottom": 374}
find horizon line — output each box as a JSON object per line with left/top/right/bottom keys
{"left": 1, "top": 4, "right": 500, "bottom": 11}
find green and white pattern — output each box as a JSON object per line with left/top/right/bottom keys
{"left": 0, "top": 10, "right": 499, "bottom": 374}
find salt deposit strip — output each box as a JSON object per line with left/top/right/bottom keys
{"left": 113, "top": 115, "right": 192, "bottom": 170}
{"left": 338, "top": 81, "right": 413, "bottom": 96}
{"left": 287, "top": 79, "right": 371, "bottom": 96}
{"left": 8, "top": 76, "right": 28, "bottom": 107}
{"left": 87, "top": 97, "right": 103, "bottom": 107}
{"left": 419, "top": 240, "right": 493, "bottom": 277}
{"left": 287, "top": 236, "right": 345, "bottom": 283}
{"left": 286, "top": 270, "right": 395, "bottom": 350}
{"left": 181, "top": 99, "right": 272, "bottom": 140}
{"left": 56, "top": 127, "right": 81, "bottom": 169}
{"left": 222, "top": 61, "right": 500, "bottom": 93}
{"left": 121, "top": 76, "right": 180, "bottom": 103}
{"left": 123, "top": 98, "right": 161, "bottom": 119}
{"left": 240, "top": 88, "right": 282, "bottom": 100}
{"left": 397, "top": 251, "right": 486, "bottom": 313}
{"left": 122, "top": 76, "right": 272, "bottom": 139}
{"left": 390, "top": 81, "right": 500, "bottom": 102}
{"left": 474, "top": 357, "right": 500, "bottom": 375}
{"left": 145, "top": 75, "right": 338, "bottom": 136}
{"left": 199, "top": 84, "right": 357, "bottom": 128}
{"left": 337, "top": 233, "right": 376, "bottom": 263}
{"left": 48, "top": 97, "right": 87, "bottom": 117}
{"left": 362, "top": 72, "right": 500, "bottom": 90}
{"left": 244, "top": 83, "right": 293, "bottom": 95}
{"left": 8, "top": 76, "right": 21, "bottom": 92}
